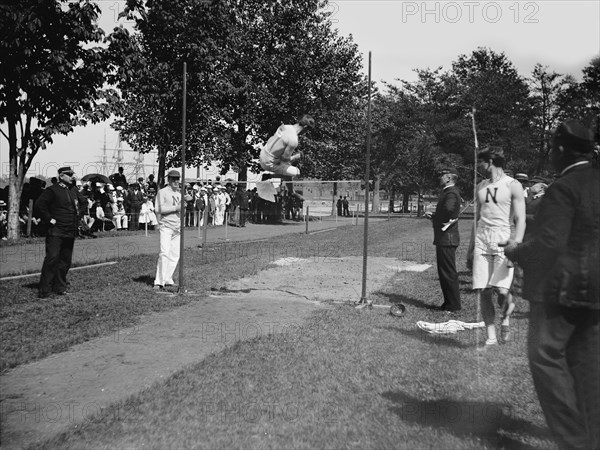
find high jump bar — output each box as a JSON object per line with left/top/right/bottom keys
{"left": 290, "top": 180, "right": 371, "bottom": 184}
{"left": 201, "top": 180, "right": 371, "bottom": 184}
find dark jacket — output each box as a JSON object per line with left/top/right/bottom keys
{"left": 185, "top": 191, "right": 196, "bottom": 211}
{"left": 236, "top": 190, "right": 249, "bottom": 209}
{"left": 511, "top": 163, "right": 599, "bottom": 309}
{"left": 195, "top": 195, "right": 206, "bottom": 212}
{"left": 524, "top": 194, "right": 544, "bottom": 240}
{"left": 110, "top": 172, "right": 128, "bottom": 189}
{"left": 125, "top": 190, "right": 144, "bottom": 211}
{"left": 147, "top": 180, "right": 158, "bottom": 192}
{"left": 35, "top": 182, "right": 79, "bottom": 237}
{"left": 72, "top": 186, "right": 89, "bottom": 217}
{"left": 432, "top": 185, "right": 461, "bottom": 246}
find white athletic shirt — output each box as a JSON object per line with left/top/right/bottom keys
{"left": 154, "top": 186, "right": 181, "bottom": 230}
{"left": 476, "top": 175, "right": 518, "bottom": 228}
{"left": 261, "top": 124, "right": 298, "bottom": 166}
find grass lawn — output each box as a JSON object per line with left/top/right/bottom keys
{"left": 1, "top": 218, "right": 429, "bottom": 371}
{"left": 2, "top": 219, "right": 555, "bottom": 449}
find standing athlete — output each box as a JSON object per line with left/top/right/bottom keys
{"left": 468, "top": 146, "right": 525, "bottom": 348}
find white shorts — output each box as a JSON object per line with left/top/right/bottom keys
{"left": 259, "top": 160, "right": 299, "bottom": 177}
{"left": 259, "top": 151, "right": 300, "bottom": 177}
{"left": 472, "top": 226, "right": 513, "bottom": 290}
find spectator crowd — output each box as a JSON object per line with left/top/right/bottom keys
{"left": 0, "top": 168, "right": 306, "bottom": 240}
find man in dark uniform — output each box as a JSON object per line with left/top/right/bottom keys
{"left": 502, "top": 120, "right": 599, "bottom": 450}
{"left": 35, "top": 166, "right": 80, "bottom": 298}
{"left": 425, "top": 167, "right": 462, "bottom": 311}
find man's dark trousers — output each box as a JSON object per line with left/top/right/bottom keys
{"left": 39, "top": 235, "right": 75, "bottom": 295}
{"left": 436, "top": 245, "right": 461, "bottom": 310}
{"left": 528, "top": 303, "right": 600, "bottom": 450}
{"left": 432, "top": 184, "right": 462, "bottom": 310}
{"left": 239, "top": 208, "right": 248, "bottom": 227}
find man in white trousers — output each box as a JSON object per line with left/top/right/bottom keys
{"left": 153, "top": 169, "right": 182, "bottom": 290}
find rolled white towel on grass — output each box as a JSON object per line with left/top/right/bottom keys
{"left": 417, "top": 320, "right": 485, "bottom": 334}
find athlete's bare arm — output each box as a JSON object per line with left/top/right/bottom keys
{"left": 509, "top": 180, "right": 526, "bottom": 243}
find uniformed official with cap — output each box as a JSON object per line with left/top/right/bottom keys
{"left": 35, "top": 166, "right": 79, "bottom": 298}
{"left": 502, "top": 120, "right": 600, "bottom": 450}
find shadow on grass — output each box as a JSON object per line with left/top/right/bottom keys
{"left": 374, "top": 292, "right": 440, "bottom": 311}
{"left": 512, "top": 310, "right": 530, "bottom": 320}
{"left": 23, "top": 282, "right": 38, "bottom": 290}
{"left": 382, "top": 390, "right": 550, "bottom": 449}
{"left": 458, "top": 271, "right": 473, "bottom": 287}
{"left": 253, "top": 221, "right": 304, "bottom": 226}
{"left": 210, "top": 287, "right": 252, "bottom": 294}
{"left": 382, "top": 326, "right": 472, "bottom": 348}
{"left": 132, "top": 275, "right": 154, "bottom": 286}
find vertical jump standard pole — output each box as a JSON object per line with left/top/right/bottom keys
{"left": 471, "top": 106, "right": 479, "bottom": 257}
{"left": 201, "top": 208, "right": 208, "bottom": 261}
{"left": 471, "top": 106, "right": 483, "bottom": 365}
{"left": 358, "top": 51, "right": 372, "bottom": 306}
{"left": 178, "top": 62, "right": 187, "bottom": 294}
{"left": 305, "top": 206, "right": 309, "bottom": 234}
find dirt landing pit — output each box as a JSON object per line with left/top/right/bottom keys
{"left": 218, "top": 257, "right": 432, "bottom": 303}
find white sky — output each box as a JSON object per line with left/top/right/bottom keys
{"left": 1, "top": 0, "right": 599, "bottom": 180}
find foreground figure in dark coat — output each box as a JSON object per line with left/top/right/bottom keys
{"left": 502, "top": 120, "right": 600, "bottom": 450}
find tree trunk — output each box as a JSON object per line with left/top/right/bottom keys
{"left": 234, "top": 119, "right": 248, "bottom": 185}
{"left": 7, "top": 175, "right": 23, "bottom": 241}
{"left": 402, "top": 188, "right": 410, "bottom": 213}
{"left": 238, "top": 163, "right": 247, "bottom": 182}
{"left": 417, "top": 186, "right": 424, "bottom": 217}
{"left": 372, "top": 175, "right": 381, "bottom": 213}
{"left": 7, "top": 118, "right": 25, "bottom": 241}
{"left": 536, "top": 133, "right": 550, "bottom": 175}
{"left": 388, "top": 186, "right": 395, "bottom": 213}
{"left": 157, "top": 146, "right": 167, "bottom": 188}
{"left": 331, "top": 181, "right": 337, "bottom": 216}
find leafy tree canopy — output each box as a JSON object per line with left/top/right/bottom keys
{"left": 0, "top": 0, "right": 127, "bottom": 239}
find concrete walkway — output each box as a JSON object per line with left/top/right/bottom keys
{"left": 0, "top": 217, "right": 380, "bottom": 278}
{"left": 0, "top": 291, "right": 323, "bottom": 449}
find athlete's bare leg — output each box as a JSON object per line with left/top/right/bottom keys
{"left": 498, "top": 288, "right": 515, "bottom": 343}
{"left": 479, "top": 288, "right": 498, "bottom": 346}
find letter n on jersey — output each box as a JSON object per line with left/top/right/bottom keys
{"left": 485, "top": 188, "right": 498, "bottom": 204}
